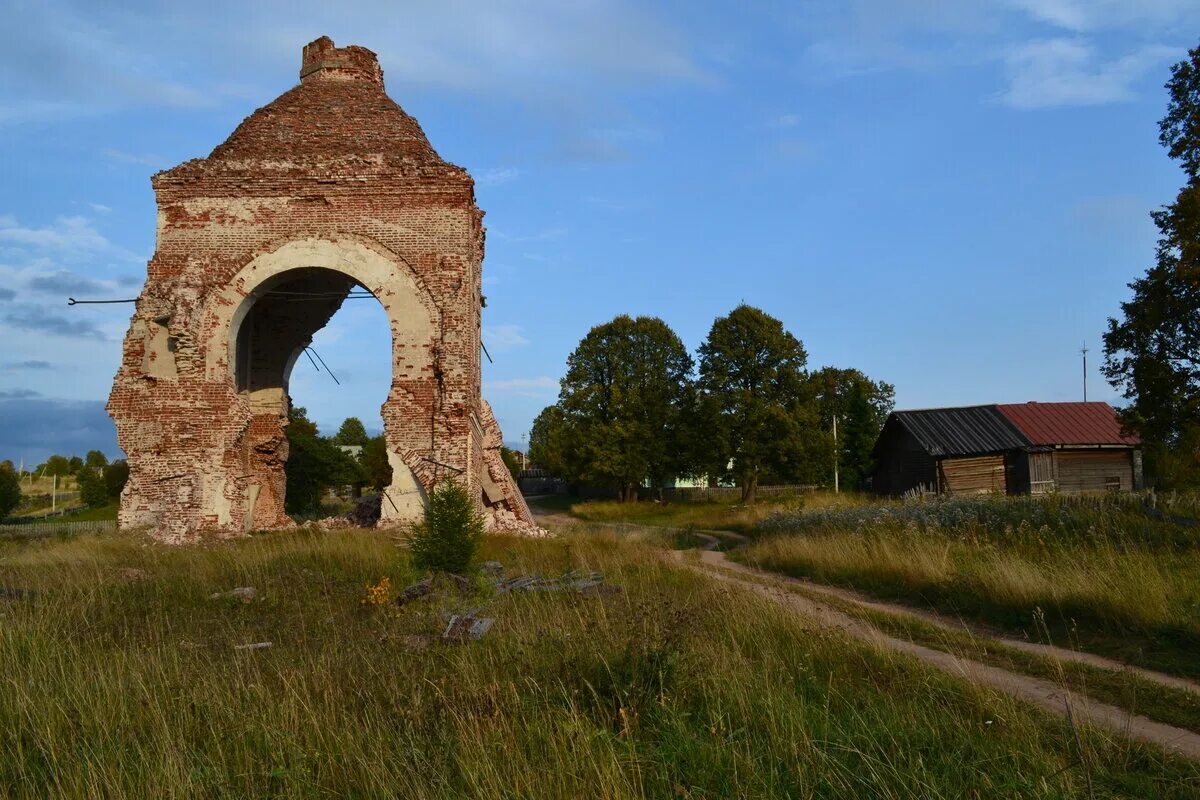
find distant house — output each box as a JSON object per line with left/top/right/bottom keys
{"left": 872, "top": 402, "right": 1141, "bottom": 496}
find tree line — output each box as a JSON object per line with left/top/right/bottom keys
{"left": 529, "top": 304, "right": 893, "bottom": 503}
{"left": 0, "top": 451, "right": 129, "bottom": 520}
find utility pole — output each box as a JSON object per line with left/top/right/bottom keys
{"left": 832, "top": 414, "right": 839, "bottom": 494}
{"left": 52, "top": 473, "right": 57, "bottom": 514}
{"left": 1081, "top": 343, "right": 1088, "bottom": 402}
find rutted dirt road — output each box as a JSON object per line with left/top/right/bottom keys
{"left": 529, "top": 503, "right": 1200, "bottom": 760}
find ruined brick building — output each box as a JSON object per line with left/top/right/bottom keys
{"left": 108, "top": 36, "right": 538, "bottom": 542}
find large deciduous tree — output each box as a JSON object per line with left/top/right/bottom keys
{"left": 284, "top": 407, "right": 362, "bottom": 515}
{"left": 697, "top": 305, "right": 810, "bottom": 503}
{"left": 333, "top": 417, "right": 370, "bottom": 447}
{"left": 557, "top": 315, "right": 694, "bottom": 500}
{"left": 1104, "top": 43, "right": 1200, "bottom": 487}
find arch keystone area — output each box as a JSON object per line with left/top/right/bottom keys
{"left": 107, "top": 36, "right": 540, "bottom": 542}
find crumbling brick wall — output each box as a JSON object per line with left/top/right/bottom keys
{"left": 107, "top": 36, "right": 540, "bottom": 542}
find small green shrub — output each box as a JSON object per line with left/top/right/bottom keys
{"left": 0, "top": 465, "right": 19, "bottom": 520}
{"left": 77, "top": 468, "right": 108, "bottom": 508}
{"left": 408, "top": 480, "right": 484, "bottom": 575}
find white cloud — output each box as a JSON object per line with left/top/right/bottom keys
{"left": 1001, "top": 39, "right": 1175, "bottom": 109}
{"left": 1005, "top": 0, "right": 1196, "bottom": 32}
{"left": 484, "top": 376, "right": 558, "bottom": 396}
{"left": 89, "top": 203, "right": 111, "bottom": 214}
{"left": 0, "top": 215, "right": 114, "bottom": 256}
{"left": 490, "top": 226, "right": 568, "bottom": 244}
{"left": 483, "top": 323, "right": 530, "bottom": 350}
{"left": 475, "top": 167, "right": 520, "bottom": 187}
{"left": 0, "top": 1, "right": 708, "bottom": 126}
{"left": 101, "top": 149, "right": 167, "bottom": 168}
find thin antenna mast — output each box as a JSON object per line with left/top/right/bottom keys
{"left": 1081, "top": 343, "right": 1088, "bottom": 402}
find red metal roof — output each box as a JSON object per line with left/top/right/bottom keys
{"left": 995, "top": 402, "right": 1139, "bottom": 447}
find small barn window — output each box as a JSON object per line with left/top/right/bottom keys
{"left": 1105, "top": 476, "right": 1121, "bottom": 492}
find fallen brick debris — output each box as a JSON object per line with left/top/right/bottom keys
{"left": 495, "top": 569, "right": 619, "bottom": 596}
{"left": 442, "top": 613, "right": 494, "bottom": 642}
{"left": 394, "top": 573, "right": 473, "bottom": 606}
{"left": 210, "top": 586, "right": 257, "bottom": 602}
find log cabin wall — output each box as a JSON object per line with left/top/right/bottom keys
{"left": 1055, "top": 450, "right": 1135, "bottom": 493}
{"left": 936, "top": 454, "right": 1011, "bottom": 495}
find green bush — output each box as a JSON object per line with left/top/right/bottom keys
{"left": 0, "top": 465, "right": 19, "bottom": 520}
{"left": 77, "top": 468, "right": 108, "bottom": 509}
{"left": 408, "top": 480, "right": 484, "bottom": 575}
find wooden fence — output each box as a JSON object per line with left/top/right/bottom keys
{"left": 0, "top": 520, "right": 117, "bottom": 538}
{"left": 662, "top": 485, "right": 819, "bottom": 502}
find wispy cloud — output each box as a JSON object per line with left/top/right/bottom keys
{"left": 2, "top": 306, "right": 107, "bottom": 340}
{"left": 484, "top": 376, "right": 558, "bottom": 396}
{"left": 0, "top": 289, "right": 14, "bottom": 301}
{"left": 1004, "top": 0, "right": 1196, "bottom": 32}
{"left": 490, "top": 226, "right": 568, "bottom": 244}
{"left": 483, "top": 323, "right": 530, "bottom": 350}
{"left": 0, "top": 388, "right": 42, "bottom": 399}
{"left": 475, "top": 167, "right": 520, "bottom": 187}
{"left": 1000, "top": 39, "right": 1175, "bottom": 108}
{"left": 101, "top": 148, "right": 168, "bottom": 168}
{"left": 27, "top": 270, "right": 111, "bottom": 296}
{"left": 1, "top": 360, "right": 52, "bottom": 370}
{"left": 0, "top": 214, "right": 139, "bottom": 264}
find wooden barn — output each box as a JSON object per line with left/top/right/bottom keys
{"left": 871, "top": 402, "right": 1141, "bottom": 496}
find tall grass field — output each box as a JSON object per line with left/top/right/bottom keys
{"left": 0, "top": 525, "right": 1197, "bottom": 797}
{"left": 740, "top": 492, "right": 1200, "bottom": 680}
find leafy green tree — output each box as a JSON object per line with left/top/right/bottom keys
{"left": 558, "top": 315, "right": 694, "bottom": 500}
{"left": 77, "top": 468, "right": 108, "bottom": 508}
{"left": 357, "top": 435, "right": 393, "bottom": 492}
{"left": 1104, "top": 43, "right": 1200, "bottom": 487}
{"left": 0, "top": 463, "right": 20, "bottom": 521}
{"left": 333, "top": 417, "right": 370, "bottom": 447}
{"left": 103, "top": 460, "right": 130, "bottom": 498}
{"left": 284, "top": 407, "right": 361, "bottom": 514}
{"left": 809, "top": 367, "right": 895, "bottom": 490}
{"left": 529, "top": 405, "right": 576, "bottom": 477}
{"left": 67, "top": 456, "right": 83, "bottom": 474}
{"left": 408, "top": 480, "right": 484, "bottom": 575}
{"left": 697, "top": 305, "right": 810, "bottom": 503}
{"left": 43, "top": 455, "right": 71, "bottom": 477}
{"left": 85, "top": 450, "right": 108, "bottom": 471}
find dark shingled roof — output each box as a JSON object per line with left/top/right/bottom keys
{"left": 886, "top": 405, "right": 1028, "bottom": 457}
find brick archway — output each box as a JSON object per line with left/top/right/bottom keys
{"left": 204, "top": 236, "right": 440, "bottom": 530}
{"left": 107, "top": 37, "right": 539, "bottom": 542}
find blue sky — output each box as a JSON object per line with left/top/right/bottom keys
{"left": 0, "top": 0, "right": 1196, "bottom": 464}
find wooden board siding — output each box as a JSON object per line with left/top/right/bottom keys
{"left": 1056, "top": 450, "right": 1133, "bottom": 494}
{"left": 938, "top": 454, "right": 1009, "bottom": 495}
{"left": 1028, "top": 452, "right": 1055, "bottom": 494}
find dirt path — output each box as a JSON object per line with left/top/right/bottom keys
{"left": 686, "top": 550, "right": 1200, "bottom": 760}
{"left": 734, "top": 560, "right": 1200, "bottom": 697}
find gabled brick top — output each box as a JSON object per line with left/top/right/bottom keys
{"left": 154, "top": 36, "right": 468, "bottom": 190}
